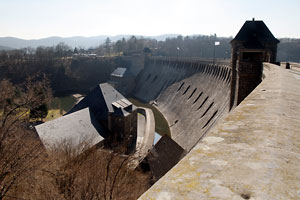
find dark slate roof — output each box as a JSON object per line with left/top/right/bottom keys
{"left": 67, "top": 83, "right": 136, "bottom": 120}
{"left": 111, "top": 67, "right": 128, "bottom": 78}
{"left": 231, "top": 20, "right": 280, "bottom": 45}
{"left": 35, "top": 107, "right": 105, "bottom": 149}
{"left": 145, "top": 135, "right": 186, "bottom": 180}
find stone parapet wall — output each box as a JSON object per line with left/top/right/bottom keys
{"left": 290, "top": 62, "right": 300, "bottom": 72}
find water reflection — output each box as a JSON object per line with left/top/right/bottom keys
{"left": 154, "top": 132, "right": 162, "bottom": 145}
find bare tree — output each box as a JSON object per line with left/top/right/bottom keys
{"left": 104, "top": 38, "right": 111, "bottom": 55}
{"left": 40, "top": 143, "right": 151, "bottom": 200}
{"left": 0, "top": 75, "right": 52, "bottom": 200}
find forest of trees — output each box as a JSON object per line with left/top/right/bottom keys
{"left": 276, "top": 38, "right": 300, "bottom": 62}
{"left": 1, "top": 35, "right": 300, "bottom": 63}
{"left": 0, "top": 43, "right": 119, "bottom": 96}
{"left": 103, "top": 35, "right": 300, "bottom": 61}
{"left": 93, "top": 35, "right": 232, "bottom": 59}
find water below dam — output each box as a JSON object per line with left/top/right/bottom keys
{"left": 128, "top": 98, "right": 171, "bottom": 137}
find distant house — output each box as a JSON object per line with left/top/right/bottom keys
{"left": 109, "top": 67, "right": 135, "bottom": 95}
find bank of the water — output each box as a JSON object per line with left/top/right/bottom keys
{"left": 128, "top": 98, "right": 171, "bottom": 137}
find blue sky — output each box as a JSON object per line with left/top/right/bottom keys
{"left": 0, "top": 0, "right": 299, "bottom": 39}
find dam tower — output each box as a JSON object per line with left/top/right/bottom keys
{"left": 230, "top": 19, "right": 280, "bottom": 108}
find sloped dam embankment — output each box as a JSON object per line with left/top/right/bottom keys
{"left": 133, "top": 58, "right": 232, "bottom": 151}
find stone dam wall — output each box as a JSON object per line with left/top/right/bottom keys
{"left": 139, "top": 63, "right": 300, "bottom": 199}
{"left": 134, "top": 57, "right": 232, "bottom": 151}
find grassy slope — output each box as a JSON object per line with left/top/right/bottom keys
{"left": 45, "top": 95, "right": 77, "bottom": 121}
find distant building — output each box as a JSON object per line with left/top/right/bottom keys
{"left": 230, "top": 19, "right": 280, "bottom": 107}
{"left": 109, "top": 67, "right": 135, "bottom": 95}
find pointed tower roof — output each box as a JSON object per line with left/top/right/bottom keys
{"left": 231, "top": 19, "right": 280, "bottom": 46}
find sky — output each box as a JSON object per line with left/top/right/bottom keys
{"left": 0, "top": 0, "right": 300, "bottom": 39}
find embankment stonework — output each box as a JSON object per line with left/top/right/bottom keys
{"left": 134, "top": 58, "right": 232, "bottom": 151}
{"left": 139, "top": 63, "right": 300, "bottom": 199}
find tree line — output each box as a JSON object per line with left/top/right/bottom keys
{"left": 0, "top": 47, "right": 119, "bottom": 97}
{"left": 276, "top": 38, "right": 300, "bottom": 62}
{"left": 0, "top": 42, "right": 75, "bottom": 63}
{"left": 1, "top": 35, "right": 300, "bottom": 62}
{"left": 93, "top": 35, "right": 300, "bottom": 61}
{"left": 93, "top": 35, "right": 232, "bottom": 59}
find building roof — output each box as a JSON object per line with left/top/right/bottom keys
{"left": 111, "top": 67, "right": 128, "bottom": 78}
{"left": 35, "top": 107, "right": 105, "bottom": 149}
{"left": 231, "top": 20, "right": 280, "bottom": 46}
{"left": 145, "top": 135, "right": 185, "bottom": 180}
{"left": 67, "top": 83, "right": 136, "bottom": 120}
{"left": 35, "top": 83, "right": 138, "bottom": 149}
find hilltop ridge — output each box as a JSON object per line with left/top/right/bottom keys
{"left": 0, "top": 34, "right": 180, "bottom": 49}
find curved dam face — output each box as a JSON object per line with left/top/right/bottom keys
{"left": 133, "top": 58, "right": 232, "bottom": 151}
